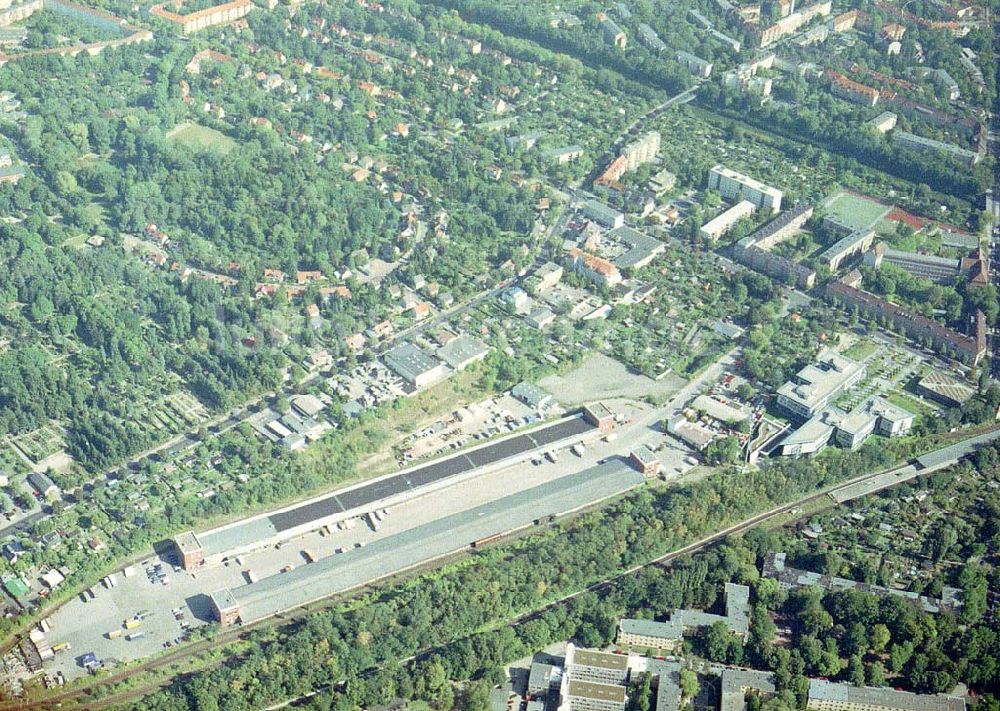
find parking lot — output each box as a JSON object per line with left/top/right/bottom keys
{"left": 41, "top": 400, "right": 691, "bottom": 681}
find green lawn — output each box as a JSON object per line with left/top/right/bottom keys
{"left": 167, "top": 122, "right": 236, "bottom": 155}
{"left": 824, "top": 191, "right": 890, "bottom": 230}
{"left": 843, "top": 339, "right": 879, "bottom": 361}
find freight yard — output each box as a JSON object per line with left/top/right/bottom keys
{"left": 39, "top": 401, "right": 689, "bottom": 681}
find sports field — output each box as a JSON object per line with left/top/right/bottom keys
{"left": 167, "top": 122, "right": 236, "bottom": 155}
{"left": 824, "top": 191, "right": 890, "bottom": 230}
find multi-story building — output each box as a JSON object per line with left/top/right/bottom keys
{"left": 720, "top": 670, "right": 776, "bottom": 711}
{"left": 929, "top": 67, "right": 960, "bottom": 100}
{"left": 150, "top": 0, "right": 253, "bottom": 34}
{"left": 829, "top": 9, "right": 857, "bottom": 31}
{"left": 819, "top": 228, "right": 875, "bottom": 271}
{"left": 776, "top": 349, "right": 865, "bottom": 419}
{"left": 763, "top": 551, "right": 959, "bottom": 614}
{"left": 621, "top": 131, "right": 660, "bottom": 171}
{"left": 733, "top": 246, "right": 817, "bottom": 289}
{"left": 582, "top": 200, "right": 625, "bottom": 229}
{"left": 834, "top": 408, "right": 878, "bottom": 449}
{"left": 871, "top": 397, "right": 915, "bottom": 436}
{"left": 616, "top": 583, "right": 750, "bottom": 650}
{"left": 564, "top": 646, "right": 629, "bottom": 685}
{"left": 174, "top": 531, "right": 205, "bottom": 569}
{"left": 528, "top": 662, "right": 563, "bottom": 697}
{"left": 867, "top": 111, "right": 898, "bottom": 133}
{"left": 825, "top": 278, "right": 987, "bottom": 364}
{"left": 210, "top": 588, "right": 240, "bottom": 625}
{"left": 828, "top": 70, "right": 880, "bottom": 106}
{"left": 676, "top": 50, "right": 713, "bottom": 77}
{"left": 807, "top": 679, "right": 965, "bottom": 711}
{"left": 545, "top": 145, "right": 585, "bottom": 164}
{"left": 758, "top": 0, "right": 832, "bottom": 46}
{"left": 566, "top": 248, "right": 623, "bottom": 287}
{"left": 638, "top": 23, "right": 666, "bottom": 51}
{"left": 779, "top": 414, "right": 834, "bottom": 456}
{"left": 600, "top": 16, "right": 627, "bottom": 49}
{"left": 739, "top": 203, "right": 813, "bottom": 250}
{"left": 700, "top": 200, "right": 756, "bottom": 241}
{"left": 892, "top": 130, "right": 981, "bottom": 167}
{"left": 708, "top": 165, "right": 783, "bottom": 213}
{"left": 723, "top": 54, "right": 775, "bottom": 97}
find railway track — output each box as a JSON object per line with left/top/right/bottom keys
{"left": 21, "top": 428, "right": 998, "bottom": 710}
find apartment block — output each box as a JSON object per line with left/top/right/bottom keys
{"left": 708, "top": 165, "right": 783, "bottom": 213}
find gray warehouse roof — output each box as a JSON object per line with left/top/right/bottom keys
{"left": 384, "top": 342, "right": 442, "bottom": 383}
{"left": 437, "top": 334, "right": 489, "bottom": 370}
{"left": 232, "top": 461, "right": 645, "bottom": 622}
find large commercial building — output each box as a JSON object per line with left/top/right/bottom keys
{"left": 700, "top": 200, "right": 756, "bottom": 241}
{"left": 209, "top": 588, "right": 240, "bottom": 625}
{"left": 779, "top": 414, "right": 834, "bottom": 456}
{"left": 708, "top": 165, "right": 783, "bottom": 213}
{"left": 892, "top": 130, "right": 980, "bottom": 166}
{"left": 807, "top": 679, "right": 966, "bottom": 711}
{"left": 825, "top": 278, "right": 987, "bottom": 365}
{"left": 384, "top": 342, "right": 447, "bottom": 388}
{"left": 776, "top": 349, "right": 865, "bottom": 419}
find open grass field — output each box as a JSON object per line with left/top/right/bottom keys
{"left": 824, "top": 190, "right": 891, "bottom": 230}
{"left": 166, "top": 122, "right": 236, "bottom": 155}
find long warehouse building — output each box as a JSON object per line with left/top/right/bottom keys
{"left": 175, "top": 413, "right": 601, "bottom": 567}
{"left": 217, "top": 460, "right": 646, "bottom": 624}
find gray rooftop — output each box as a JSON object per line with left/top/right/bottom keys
{"left": 437, "top": 334, "right": 489, "bottom": 369}
{"left": 384, "top": 342, "right": 442, "bottom": 382}
{"left": 568, "top": 680, "right": 626, "bottom": 704}
{"left": 808, "top": 679, "right": 965, "bottom": 711}
{"left": 619, "top": 617, "right": 682, "bottom": 641}
{"left": 720, "top": 669, "right": 776, "bottom": 711}
{"left": 608, "top": 226, "right": 667, "bottom": 268}
{"left": 233, "top": 461, "right": 645, "bottom": 622}
{"left": 210, "top": 587, "right": 239, "bottom": 612}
